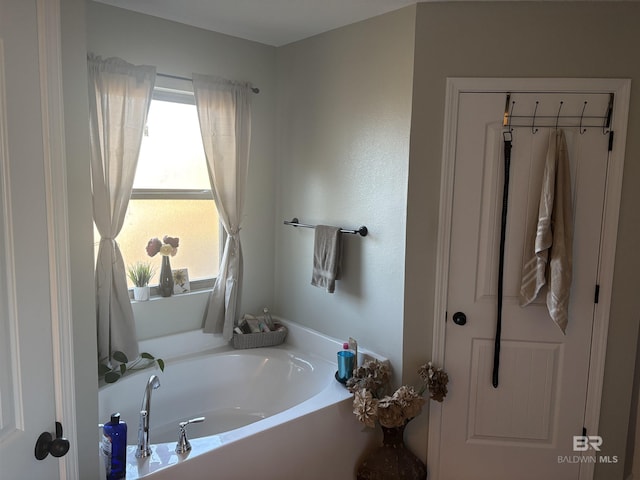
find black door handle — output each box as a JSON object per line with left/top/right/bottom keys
{"left": 35, "top": 421, "right": 70, "bottom": 460}
{"left": 452, "top": 312, "right": 467, "bottom": 326}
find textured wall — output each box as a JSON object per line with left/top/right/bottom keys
{"left": 274, "top": 6, "right": 416, "bottom": 377}
{"left": 408, "top": 3, "right": 640, "bottom": 477}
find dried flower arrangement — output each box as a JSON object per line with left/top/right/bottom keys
{"left": 146, "top": 235, "right": 180, "bottom": 257}
{"left": 347, "top": 359, "right": 448, "bottom": 429}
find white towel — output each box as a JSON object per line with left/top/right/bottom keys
{"left": 520, "top": 129, "right": 573, "bottom": 333}
{"left": 311, "top": 225, "right": 342, "bottom": 293}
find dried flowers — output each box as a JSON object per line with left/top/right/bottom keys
{"left": 146, "top": 235, "right": 179, "bottom": 257}
{"left": 418, "top": 361, "right": 449, "bottom": 402}
{"left": 347, "top": 359, "right": 448, "bottom": 429}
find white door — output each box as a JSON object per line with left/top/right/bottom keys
{"left": 0, "top": 1, "right": 74, "bottom": 479}
{"left": 434, "top": 87, "right": 621, "bottom": 480}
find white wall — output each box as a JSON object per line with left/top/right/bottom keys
{"left": 61, "top": 0, "right": 99, "bottom": 476}
{"left": 86, "top": 2, "right": 278, "bottom": 334}
{"left": 274, "top": 6, "right": 416, "bottom": 379}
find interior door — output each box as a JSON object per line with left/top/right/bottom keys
{"left": 0, "top": 1, "right": 67, "bottom": 478}
{"left": 437, "top": 91, "right": 611, "bottom": 480}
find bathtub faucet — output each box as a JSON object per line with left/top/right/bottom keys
{"left": 135, "top": 374, "right": 161, "bottom": 458}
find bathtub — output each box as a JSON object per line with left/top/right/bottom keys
{"left": 98, "top": 319, "right": 383, "bottom": 479}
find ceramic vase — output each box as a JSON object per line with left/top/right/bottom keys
{"left": 158, "top": 255, "right": 174, "bottom": 297}
{"left": 356, "top": 422, "right": 427, "bottom": 480}
{"left": 133, "top": 285, "right": 150, "bottom": 302}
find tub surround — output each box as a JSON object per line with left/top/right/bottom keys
{"left": 99, "top": 320, "right": 385, "bottom": 479}
{"left": 136, "top": 317, "right": 382, "bottom": 367}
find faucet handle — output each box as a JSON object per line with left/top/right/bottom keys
{"left": 175, "top": 417, "right": 205, "bottom": 454}
{"left": 179, "top": 416, "right": 205, "bottom": 428}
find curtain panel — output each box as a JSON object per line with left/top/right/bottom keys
{"left": 88, "top": 54, "right": 155, "bottom": 363}
{"left": 193, "top": 73, "right": 252, "bottom": 340}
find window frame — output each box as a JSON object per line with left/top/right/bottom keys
{"left": 126, "top": 85, "right": 221, "bottom": 298}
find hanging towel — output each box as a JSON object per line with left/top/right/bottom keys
{"left": 311, "top": 225, "right": 343, "bottom": 293}
{"left": 519, "top": 129, "right": 573, "bottom": 333}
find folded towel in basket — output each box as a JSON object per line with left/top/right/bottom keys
{"left": 311, "top": 225, "right": 342, "bottom": 293}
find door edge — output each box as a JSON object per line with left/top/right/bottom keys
{"left": 37, "top": 1, "right": 79, "bottom": 478}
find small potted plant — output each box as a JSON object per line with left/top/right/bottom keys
{"left": 127, "top": 261, "right": 155, "bottom": 301}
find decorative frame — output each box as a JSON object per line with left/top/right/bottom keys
{"left": 173, "top": 268, "right": 190, "bottom": 294}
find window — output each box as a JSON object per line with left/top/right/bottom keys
{"left": 115, "top": 88, "right": 220, "bottom": 289}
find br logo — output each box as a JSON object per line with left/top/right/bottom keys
{"left": 573, "top": 435, "right": 603, "bottom": 452}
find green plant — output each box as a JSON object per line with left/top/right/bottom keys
{"left": 127, "top": 261, "right": 155, "bottom": 287}
{"left": 98, "top": 351, "right": 165, "bottom": 384}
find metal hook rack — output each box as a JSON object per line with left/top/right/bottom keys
{"left": 579, "top": 101, "right": 588, "bottom": 135}
{"left": 503, "top": 93, "right": 613, "bottom": 135}
{"left": 555, "top": 101, "right": 564, "bottom": 130}
{"left": 283, "top": 218, "right": 368, "bottom": 237}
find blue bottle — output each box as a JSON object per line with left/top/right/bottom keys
{"left": 102, "top": 413, "right": 127, "bottom": 480}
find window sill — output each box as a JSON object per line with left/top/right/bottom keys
{"left": 131, "top": 287, "right": 212, "bottom": 341}
{"left": 130, "top": 287, "right": 211, "bottom": 304}
{"left": 128, "top": 278, "right": 215, "bottom": 302}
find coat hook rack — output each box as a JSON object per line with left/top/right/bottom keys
{"left": 579, "top": 101, "right": 588, "bottom": 135}
{"left": 283, "top": 218, "right": 368, "bottom": 237}
{"left": 603, "top": 93, "right": 614, "bottom": 135}
{"left": 555, "top": 101, "right": 564, "bottom": 130}
{"left": 531, "top": 101, "right": 539, "bottom": 134}
{"left": 502, "top": 92, "right": 613, "bottom": 132}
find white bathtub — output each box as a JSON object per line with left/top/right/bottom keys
{"left": 98, "top": 320, "right": 383, "bottom": 479}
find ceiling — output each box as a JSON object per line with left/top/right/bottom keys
{"left": 92, "top": 0, "right": 420, "bottom": 47}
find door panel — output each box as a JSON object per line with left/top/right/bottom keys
{"left": 468, "top": 339, "right": 560, "bottom": 444}
{"left": 439, "top": 91, "right": 609, "bottom": 479}
{"left": 0, "top": 1, "right": 62, "bottom": 478}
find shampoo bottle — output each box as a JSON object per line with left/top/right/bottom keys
{"left": 102, "top": 413, "right": 127, "bottom": 480}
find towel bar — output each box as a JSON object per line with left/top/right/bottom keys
{"left": 283, "top": 218, "right": 368, "bottom": 237}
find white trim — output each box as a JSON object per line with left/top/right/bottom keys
{"left": 580, "top": 77, "right": 631, "bottom": 480}
{"left": 0, "top": 40, "right": 24, "bottom": 440}
{"left": 36, "top": 1, "right": 78, "bottom": 478}
{"left": 428, "top": 77, "right": 631, "bottom": 480}
{"left": 426, "top": 77, "right": 460, "bottom": 475}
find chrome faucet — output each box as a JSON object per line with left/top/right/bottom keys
{"left": 135, "top": 374, "right": 161, "bottom": 458}
{"left": 175, "top": 416, "right": 205, "bottom": 454}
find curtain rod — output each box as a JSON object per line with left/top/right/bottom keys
{"left": 156, "top": 72, "right": 260, "bottom": 94}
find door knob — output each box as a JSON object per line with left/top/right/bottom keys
{"left": 35, "top": 421, "right": 70, "bottom": 460}
{"left": 452, "top": 312, "right": 467, "bottom": 326}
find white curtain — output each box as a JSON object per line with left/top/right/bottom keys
{"left": 87, "top": 54, "right": 156, "bottom": 363}
{"left": 193, "top": 74, "right": 252, "bottom": 340}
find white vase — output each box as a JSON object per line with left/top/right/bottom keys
{"left": 133, "top": 285, "right": 150, "bottom": 302}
